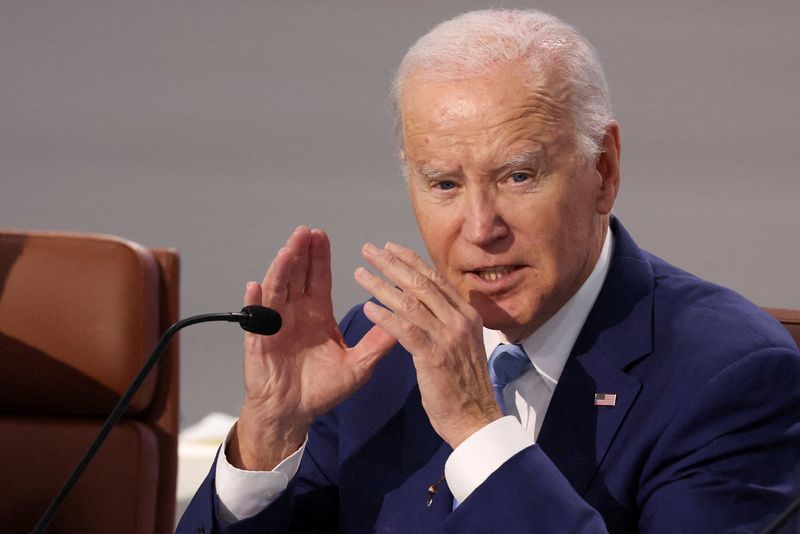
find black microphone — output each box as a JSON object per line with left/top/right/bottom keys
{"left": 31, "top": 305, "right": 281, "bottom": 534}
{"left": 238, "top": 304, "right": 282, "bottom": 335}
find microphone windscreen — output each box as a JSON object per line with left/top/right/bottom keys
{"left": 240, "top": 305, "right": 282, "bottom": 335}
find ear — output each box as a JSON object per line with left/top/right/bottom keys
{"left": 595, "top": 121, "right": 621, "bottom": 215}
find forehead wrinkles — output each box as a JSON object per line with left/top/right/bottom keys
{"left": 402, "top": 77, "right": 572, "bottom": 161}
{"left": 519, "top": 83, "right": 571, "bottom": 129}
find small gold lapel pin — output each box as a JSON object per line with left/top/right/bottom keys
{"left": 426, "top": 475, "right": 445, "bottom": 507}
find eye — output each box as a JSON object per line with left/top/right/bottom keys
{"left": 433, "top": 180, "right": 457, "bottom": 191}
{"left": 509, "top": 172, "right": 530, "bottom": 184}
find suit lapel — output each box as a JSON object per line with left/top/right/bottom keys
{"left": 373, "top": 439, "right": 453, "bottom": 532}
{"left": 538, "top": 354, "right": 642, "bottom": 494}
{"left": 538, "top": 219, "right": 653, "bottom": 495}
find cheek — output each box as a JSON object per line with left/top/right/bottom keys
{"left": 505, "top": 203, "right": 574, "bottom": 286}
{"left": 413, "top": 207, "right": 457, "bottom": 271}
{"left": 505, "top": 199, "right": 564, "bottom": 252}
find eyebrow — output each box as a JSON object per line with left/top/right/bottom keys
{"left": 417, "top": 164, "right": 446, "bottom": 180}
{"left": 500, "top": 149, "right": 546, "bottom": 170}
{"left": 412, "top": 148, "right": 546, "bottom": 180}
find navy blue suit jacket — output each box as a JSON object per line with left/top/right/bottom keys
{"left": 179, "top": 220, "right": 800, "bottom": 533}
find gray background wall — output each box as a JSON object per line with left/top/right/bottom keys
{"left": 2, "top": 1, "right": 798, "bottom": 429}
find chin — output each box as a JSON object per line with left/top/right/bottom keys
{"left": 472, "top": 292, "right": 550, "bottom": 339}
{"left": 470, "top": 295, "right": 526, "bottom": 332}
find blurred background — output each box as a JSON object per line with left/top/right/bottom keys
{"left": 2, "top": 0, "right": 799, "bottom": 433}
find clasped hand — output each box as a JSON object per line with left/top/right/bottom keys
{"left": 230, "top": 227, "right": 500, "bottom": 472}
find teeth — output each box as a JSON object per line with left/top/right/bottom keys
{"left": 478, "top": 267, "right": 512, "bottom": 281}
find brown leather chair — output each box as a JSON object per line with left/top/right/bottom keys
{"left": 763, "top": 307, "right": 800, "bottom": 347}
{"left": 0, "top": 229, "right": 179, "bottom": 533}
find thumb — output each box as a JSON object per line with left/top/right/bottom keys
{"left": 348, "top": 324, "right": 397, "bottom": 377}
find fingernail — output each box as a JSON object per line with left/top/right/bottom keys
{"left": 384, "top": 241, "right": 399, "bottom": 251}
{"left": 363, "top": 243, "right": 378, "bottom": 255}
{"left": 355, "top": 267, "right": 372, "bottom": 280}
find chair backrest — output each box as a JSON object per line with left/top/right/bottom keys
{"left": 763, "top": 307, "right": 800, "bottom": 348}
{"left": 0, "top": 229, "right": 179, "bottom": 533}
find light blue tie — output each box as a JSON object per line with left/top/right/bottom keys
{"left": 488, "top": 343, "right": 532, "bottom": 414}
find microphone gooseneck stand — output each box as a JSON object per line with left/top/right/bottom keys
{"left": 760, "top": 496, "right": 800, "bottom": 534}
{"left": 31, "top": 306, "right": 281, "bottom": 534}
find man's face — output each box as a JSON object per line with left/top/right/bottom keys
{"left": 400, "top": 63, "right": 619, "bottom": 341}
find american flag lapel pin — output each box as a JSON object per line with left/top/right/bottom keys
{"left": 594, "top": 393, "right": 617, "bottom": 407}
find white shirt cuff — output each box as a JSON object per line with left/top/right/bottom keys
{"left": 444, "top": 416, "right": 534, "bottom": 504}
{"left": 214, "top": 424, "right": 307, "bottom": 522}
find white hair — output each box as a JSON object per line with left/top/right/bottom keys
{"left": 391, "top": 9, "right": 613, "bottom": 160}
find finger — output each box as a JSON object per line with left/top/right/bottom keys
{"left": 362, "top": 300, "right": 432, "bottom": 355}
{"left": 384, "top": 242, "right": 465, "bottom": 308}
{"left": 242, "top": 282, "right": 266, "bottom": 350}
{"left": 243, "top": 281, "right": 262, "bottom": 307}
{"left": 355, "top": 265, "right": 442, "bottom": 331}
{"left": 305, "top": 228, "right": 332, "bottom": 297}
{"left": 285, "top": 226, "right": 312, "bottom": 297}
{"left": 361, "top": 243, "right": 455, "bottom": 323}
{"left": 380, "top": 242, "right": 482, "bottom": 327}
{"left": 261, "top": 246, "right": 292, "bottom": 308}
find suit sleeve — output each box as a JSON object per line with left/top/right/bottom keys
{"left": 440, "top": 443, "right": 609, "bottom": 533}
{"left": 636, "top": 346, "right": 800, "bottom": 533}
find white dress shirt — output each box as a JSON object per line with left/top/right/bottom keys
{"left": 216, "top": 228, "right": 614, "bottom": 521}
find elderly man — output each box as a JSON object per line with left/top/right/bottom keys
{"left": 179, "top": 9, "right": 800, "bottom": 533}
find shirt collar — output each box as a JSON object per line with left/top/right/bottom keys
{"left": 482, "top": 227, "right": 614, "bottom": 390}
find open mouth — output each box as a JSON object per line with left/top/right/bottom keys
{"left": 471, "top": 265, "right": 522, "bottom": 282}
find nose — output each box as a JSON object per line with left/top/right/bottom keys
{"left": 461, "top": 188, "right": 509, "bottom": 247}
